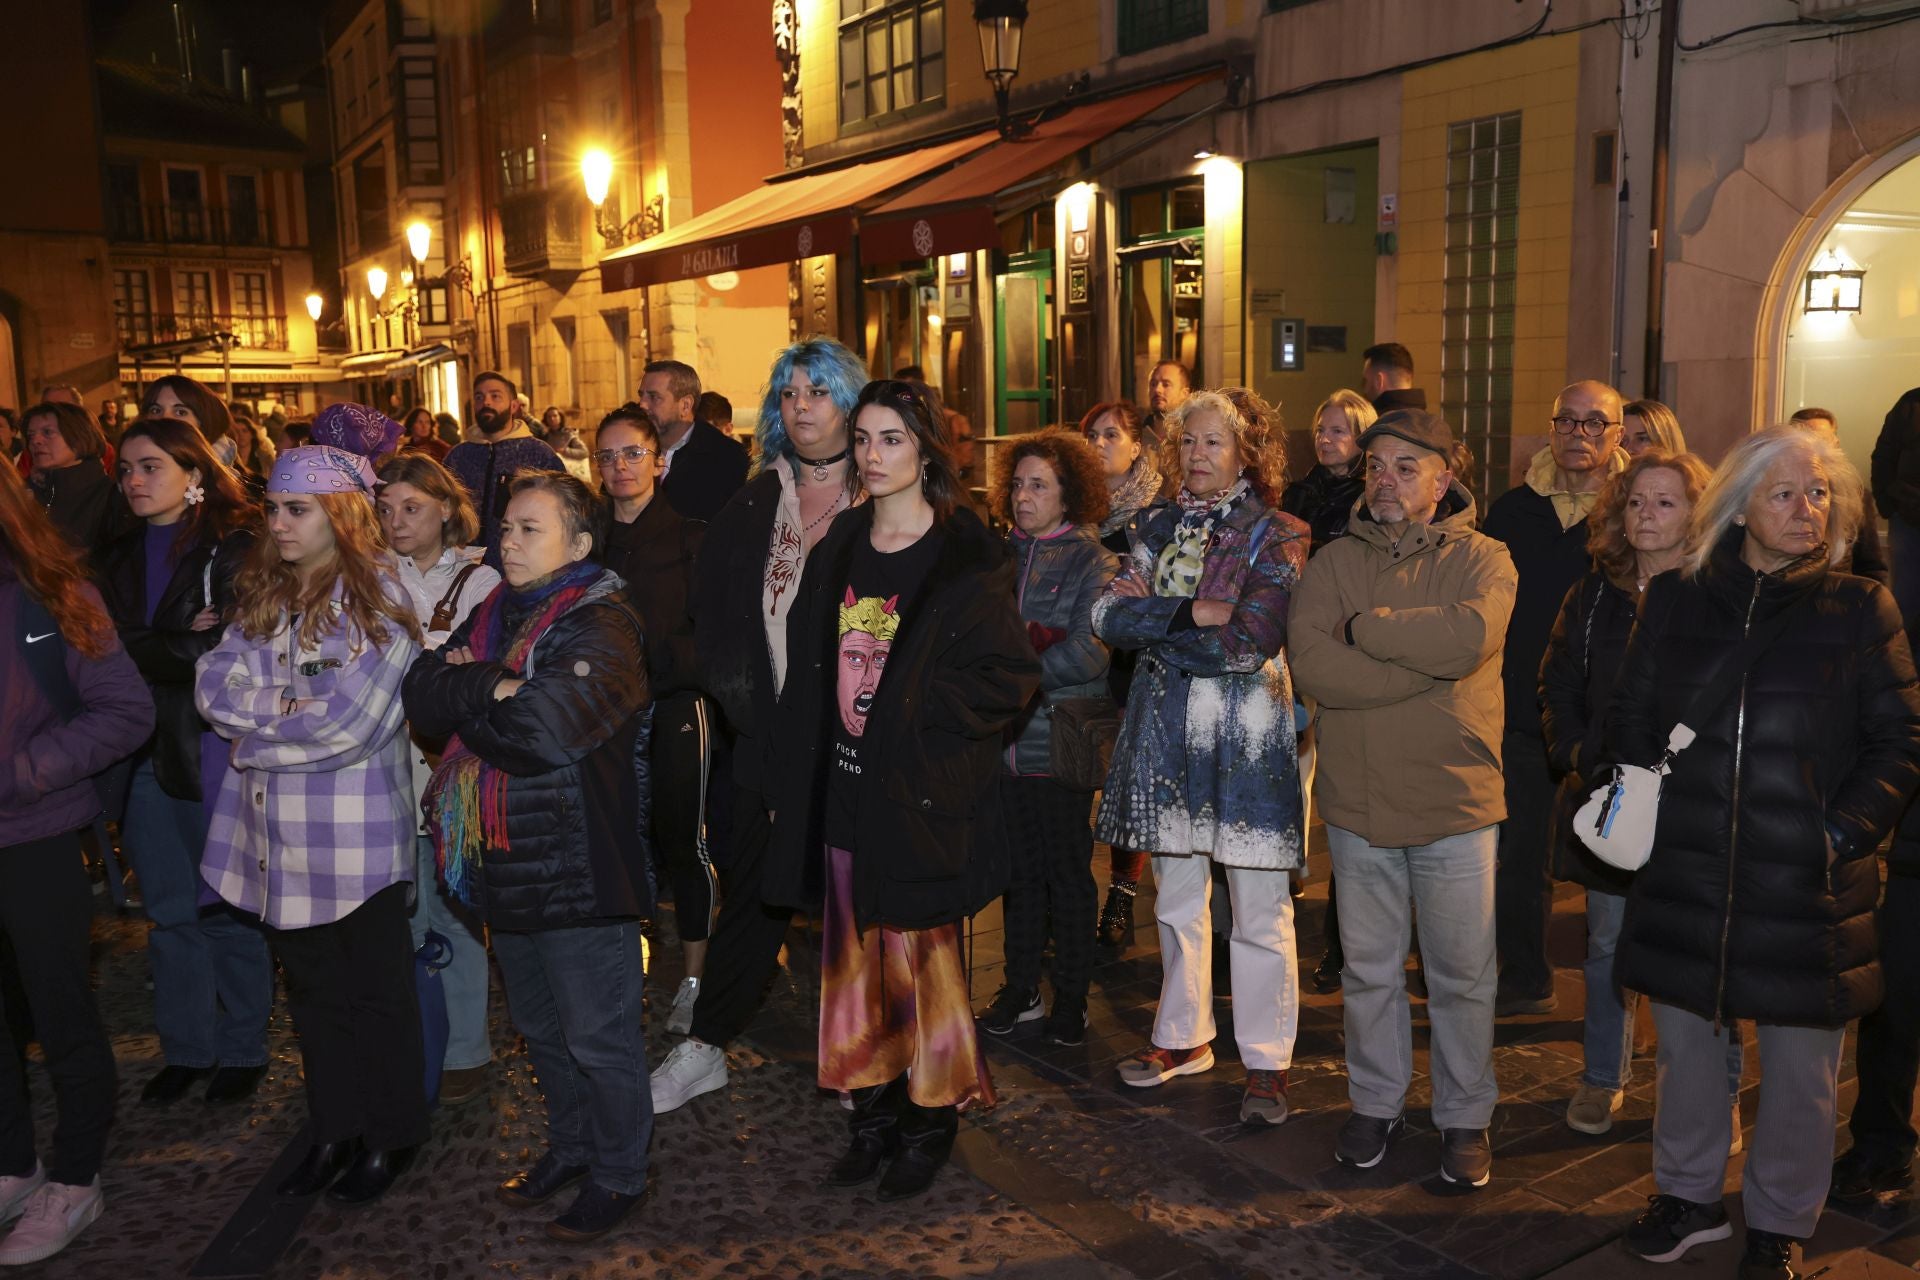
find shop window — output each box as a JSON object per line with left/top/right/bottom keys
{"left": 1441, "top": 111, "right": 1521, "bottom": 499}
{"left": 1118, "top": 0, "right": 1207, "bottom": 57}
{"left": 112, "top": 269, "right": 152, "bottom": 346}
{"left": 1120, "top": 181, "right": 1205, "bottom": 401}
{"left": 839, "top": 0, "right": 944, "bottom": 129}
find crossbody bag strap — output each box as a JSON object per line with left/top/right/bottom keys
{"left": 429, "top": 562, "right": 483, "bottom": 633}
{"left": 1660, "top": 589, "right": 1812, "bottom": 760}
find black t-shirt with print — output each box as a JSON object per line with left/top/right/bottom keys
{"left": 825, "top": 528, "right": 943, "bottom": 849}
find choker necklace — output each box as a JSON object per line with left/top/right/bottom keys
{"left": 795, "top": 447, "right": 850, "bottom": 483}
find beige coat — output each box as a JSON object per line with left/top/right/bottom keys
{"left": 1289, "top": 487, "right": 1518, "bottom": 848}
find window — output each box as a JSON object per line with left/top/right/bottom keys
{"left": 603, "top": 310, "right": 631, "bottom": 403}
{"left": 1118, "top": 0, "right": 1207, "bottom": 57}
{"left": 106, "top": 163, "right": 142, "bottom": 239}
{"left": 1440, "top": 111, "right": 1522, "bottom": 500}
{"left": 225, "top": 173, "right": 262, "bottom": 245}
{"left": 508, "top": 323, "right": 534, "bottom": 406}
{"left": 231, "top": 271, "right": 271, "bottom": 347}
{"left": 112, "top": 269, "right": 152, "bottom": 346}
{"left": 165, "top": 168, "right": 206, "bottom": 241}
{"left": 839, "top": 0, "right": 943, "bottom": 128}
{"left": 555, "top": 317, "right": 578, "bottom": 407}
{"left": 1120, "top": 181, "right": 1205, "bottom": 400}
{"left": 173, "top": 270, "right": 214, "bottom": 334}
{"left": 341, "top": 48, "right": 359, "bottom": 133}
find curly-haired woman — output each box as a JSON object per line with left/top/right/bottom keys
{"left": 975, "top": 429, "right": 1118, "bottom": 1045}
{"left": 1094, "top": 388, "right": 1310, "bottom": 1126}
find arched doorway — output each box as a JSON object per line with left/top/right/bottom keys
{"left": 0, "top": 292, "right": 21, "bottom": 413}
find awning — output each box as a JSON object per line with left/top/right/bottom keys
{"left": 340, "top": 348, "right": 408, "bottom": 373}
{"left": 860, "top": 72, "right": 1223, "bottom": 263}
{"left": 385, "top": 342, "right": 456, "bottom": 372}
{"left": 599, "top": 131, "right": 998, "bottom": 292}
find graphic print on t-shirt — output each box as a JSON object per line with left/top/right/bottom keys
{"left": 835, "top": 589, "right": 900, "bottom": 766}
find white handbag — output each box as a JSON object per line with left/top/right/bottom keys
{"left": 1574, "top": 724, "right": 1696, "bottom": 871}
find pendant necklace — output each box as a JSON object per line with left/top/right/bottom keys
{"left": 796, "top": 447, "right": 850, "bottom": 483}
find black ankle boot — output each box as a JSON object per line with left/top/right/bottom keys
{"left": 1097, "top": 883, "right": 1137, "bottom": 950}
{"left": 825, "top": 1077, "right": 905, "bottom": 1187}
{"left": 277, "top": 1138, "right": 362, "bottom": 1197}
{"left": 877, "top": 1101, "right": 957, "bottom": 1201}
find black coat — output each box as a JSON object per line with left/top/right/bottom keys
{"left": 659, "top": 420, "right": 749, "bottom": 522}
{"left": 1871, "top": 387, "right": 1920, "bottom": 527}
{"left": 403, "top": 572, "right": 653, "bottom": 932}
{"left": 97, "top": 525, "right": 252, "bottom": 802}
{"left": 1843, "top": 492, "right": 1891, "bottom": 587}
{"left": 691, "top": 468, "right": 784, "bottom": 789}
{"left": 1538, "top": 565, "right": 1638, "bottom": 893}
{"left": 1370, "top": 387, "right": 1428, "bottom": 414}
{"left": 1280, "top": 464, "right": 1364, "bottom": 556}
{"left": 33, "top": 458, "right": 129, "bottom": 563}
{"left": 1482, "top": 482, "right": 1595, "bottom": 738}
{"left": 1607, "top": 534, "right": 1920, "bottom": 1027}
{"left": 763, "top": 504, "right": 1040, "bottom": 931}
{"left": 591, "top": 494, "right": 703, "bottom": 698}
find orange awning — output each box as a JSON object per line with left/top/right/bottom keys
{"left": 599, "top": 131, "right": 997, "bottom": 291}
{"left": 859, "top": 72, "right": 1224, "bottom": 263}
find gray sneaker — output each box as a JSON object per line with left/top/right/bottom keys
{"left": 1439, "top": 1127, "right": 1492, "bottom": 1188}
{"left": 1334, "top": 1111, "right": 1404, "bottom": 1168}
{"left": 1239, "top": 1070, "right": 1289, "bottom": 1126}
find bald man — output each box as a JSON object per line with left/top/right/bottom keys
{"left": 1479, "top": 380, "right": 1629, "bottom": 1017}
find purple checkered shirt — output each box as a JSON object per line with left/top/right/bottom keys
{"left": 194, "top": 589, "right": 420, "bottom": 930}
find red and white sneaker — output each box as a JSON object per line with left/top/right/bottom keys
{"left": 1117, "top": 1043, "right": 1215, "bottom": 1088}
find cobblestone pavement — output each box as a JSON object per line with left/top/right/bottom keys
{"left": 18, "top": 840, "right": 1920, "bottom": 1278}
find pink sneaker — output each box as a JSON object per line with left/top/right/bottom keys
{"left": 0, "top": 1178, "right": 103, "bottom": 1264}
{"left": 0, "top": 1165, "right": 44, "bottom": 1226}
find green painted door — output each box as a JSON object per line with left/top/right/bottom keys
{"left": 994, "top": 251, "right": 1054, "bottom": 436}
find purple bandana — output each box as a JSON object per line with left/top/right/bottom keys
{"left": 312, "top": 403, "right": 403, "bottom": 460}
{"left": 270, "top": 445, "right": 377, "bottom": 495}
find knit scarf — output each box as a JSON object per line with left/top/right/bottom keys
{"left": 426, "top": 559, "right": 602, "bottom": 906}
{"left": 1153, "top": 479, "right": 1248, "bottom": 598}
{"left": 1099, "top": 456, "right": 1165, "bottom": 537}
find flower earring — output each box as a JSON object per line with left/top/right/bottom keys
{"left": 184, "top": 473, "right": 205, "bottom": 506}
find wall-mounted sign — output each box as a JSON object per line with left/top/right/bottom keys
{"left": 1251, "top": 288, "right": 1288, "bottom": 314}
{"left": 1379, "top": 193, "right": 1398, "bottom": 232}
{"left": 1307, "top": 325, "right": 1347, "bottom": 354}
{"left": 1068, "top": 264, "right": 1089, "bottom": 306}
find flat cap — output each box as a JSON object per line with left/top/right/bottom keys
{"left": 1358, "top": 407, "right": 1454, "bottom": 456}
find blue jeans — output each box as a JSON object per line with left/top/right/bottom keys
{"left": 408, "top": 837, "right": 491, "bottom": 1071}
{"left": 1584, "top": 888, "right": 1743, "bottom": 1097}
{"left": 493, "top": 921, "right": 651, "bottom": 1195}
{"left": 122, "top": 762, "right": 271, "bottom": 1068}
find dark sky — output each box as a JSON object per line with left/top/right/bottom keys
{"left": 91, "top": 0, "right": 331, "bottom": 87}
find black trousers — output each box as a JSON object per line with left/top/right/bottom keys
{"left": 1495, "top": 729, "right": 1556, "bottom": 997}
{"left": 687, "top": 779, "right": 792, "bottom": 1048}
{"left": 1001, "top": 775, "right": 1098, "bottom": 1004}
{"left": 269, "top": 883, "right": 429, "bottom": 1151}
{"left": 1849, "top": 869, "right": 1920, "bottom": 1164}
{"left": 652, "top": 693, "right": 718, "bottom": 943}
{"left": 0, "top": 835, "right": 116, "bottom": 1185}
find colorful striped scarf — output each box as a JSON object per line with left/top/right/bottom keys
{"left": 426, "top": 559, "right": 602, "bottom": 906}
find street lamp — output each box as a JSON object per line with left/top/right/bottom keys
{"left": 581, "top": 148, "right": 613, "bottom": 209}
{"left": 305, "top": 292, "right": 323, "bottom": 323}
{"left": 974, "top": 0, "right": 1029, "bottom": 139}
{"left": 367, "top": 266, "right": 389, "bottom": 302}
{"left": 406, "top": 219, "right": 432, "bottom": 270}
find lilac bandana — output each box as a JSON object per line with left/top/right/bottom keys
{"left": 312, "top": 403, "right": 403, "bottom": 460}
{"left": 270, "top": 445, "right": 377, "bottom": 495}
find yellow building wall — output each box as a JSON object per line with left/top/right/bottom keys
{"left": 1396, "top": 33, "right": 1579, "bottom": 484}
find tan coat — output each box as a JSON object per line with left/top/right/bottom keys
{"left": 1289, "top": 487, "right": 1518, "bottom": 848}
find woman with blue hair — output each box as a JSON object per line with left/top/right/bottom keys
{"left": 649, "top": 336, "right": 869, "bottom": 1117}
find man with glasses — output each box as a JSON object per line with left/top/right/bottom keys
{"left": 1481, "top": 380, "right": 1628, "bottom": 1018}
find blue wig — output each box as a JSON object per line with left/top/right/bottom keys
{"left": 753, "top": 336, "right": 869, "bottom": 476}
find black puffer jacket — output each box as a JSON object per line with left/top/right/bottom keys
{"left": 764, "top": 505, "right": 1040, "bottom": 930}
{"left": 1607, "top": 533, "right": 1920, "bottom": 1027}
{"left": 1482, "top": 482, "right": 1596, "bottom": 738}
{"left": 1280, "top": 464, "right": 1364, "bottom": 556}
{"left": 403, "top": 570, "right": 652, "bottom": 932}
{"left": 33, "top": 458, "right": 129, "bottom": 563}
{"left": 692, "top": 468, "right": 785, "bottom": 788}
{"left": 1538, "top": 565, "right": 1638, "bottom": 893}
{"left": 97, "top": 525, "right": 252, "bottom": 802}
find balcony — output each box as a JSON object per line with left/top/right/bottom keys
{"left": 108, "top": 202, "right": 280, "bottom": 249}
{"left": 500, "top": 187, "right": 587, "bottom": 276}
{"left": 116, "top": 312, "right": 291, "bottom": 353}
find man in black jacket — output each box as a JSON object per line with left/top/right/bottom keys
{"left": 641, "top": 361, "right": 748, "bottom": 522}
{"left": 1362, "top": 343, "right": 1428, "bottom": 416}
{"left": 1481, "top": 379, "right": 1627, "bottom": 1016}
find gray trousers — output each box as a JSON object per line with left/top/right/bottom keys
{"left": 1651, "top": 1001, "right": 1844, "bottom": 1239}
{"left": 1326, "top": 824, "right": 1499, "bottom": 1130}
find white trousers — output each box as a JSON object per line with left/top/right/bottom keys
{"left": 1151, "top": 852, "right": 1299, "bottom": 1070}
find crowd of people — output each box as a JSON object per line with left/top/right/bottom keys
{"left": 1, "top": 340, "right": 1919, "bottom": 1280}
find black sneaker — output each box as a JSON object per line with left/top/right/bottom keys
{"left": 1493, "top": 986, "right": 1557, "bottom": 1017}
{"left": 1438, "top": 1128, "right": 1492, "bottom": 1189}
{"left": 1623, "top": 1193, "right": 1732, "bottom": 1263}
{"left": 1041, "top": 998, "right": 1088, "bottom": 1046}
{"left": 1830, "top": 1145, "right": 1915, "bottom": 1203}
{"left": 1334, "top": 1112, "right": 1404, "bottom": 1169}
{"left": 1311, "top": 951, "right": 1343, "bottom": 994}
{"left": 1739, "top": 1228, "right": 1799, "bottom": 1280}
{"left": 976, "top": 986, "right": 1043, "bottom": 1036}
{"left": 546, "top": 1181, "right": 646, "bottom": 1242}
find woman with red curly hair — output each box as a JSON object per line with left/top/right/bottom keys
{"left": 974, "top": 429, "right": 1118, "bottom": 1046}
{"left": 0, "top": 464, "right": 153, "bottom": 1264}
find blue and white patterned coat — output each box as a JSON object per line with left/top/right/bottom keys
{"left": 1091, "top": 492, "right": 1309, "bottom": 869}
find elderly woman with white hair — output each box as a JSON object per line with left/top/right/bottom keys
{"left": 1607, "top": 424, "right": 1920, "bottom": 1278}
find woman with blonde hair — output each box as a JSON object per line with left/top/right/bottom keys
{"left": 195, "top": 445, "right": 428, "bottom": 1205}
{"left": 1611, "top": 425, "right": 1920, "bottom": 1275}
{"left": 1621, "top": 399, "right": 1685, "bottom": 458}
{"left": 1095, "top": 388, "right": 1310, "bottom": 1125}
{"left": 1283, "top": 388, "right": 1376, "bottom": 553}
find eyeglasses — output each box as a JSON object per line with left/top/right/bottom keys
{"left": 1550, "top": 415, "right": 1620, "bottom": 437}
{"left": 593, "top": 446, "right": 655, "bottom": 468}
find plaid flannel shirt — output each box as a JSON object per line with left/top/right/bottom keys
{"left": 194, "top": 592, "right": 420, "bottom": 930}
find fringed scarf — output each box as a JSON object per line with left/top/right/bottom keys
{"left": 1099, "top": 456, "right": 1165, "bottom": 537}
{"left": 1153, "top": 479, "right": 1249, "bottom": 598}
{"left": 426, "top": 559, "right": 603, "bottom": 905}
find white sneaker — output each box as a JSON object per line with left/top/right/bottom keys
{"left": 650, "top": 1039, "right": 728, "bottom": 1113}
{"left": 0, "top": 1178, "right": 103, "bottom": 1265}
{"left": 0, "top": 1166, "right": 43, "bottom": 1226}
{"left": 666, "top": 976, "right": 701, "bottom": 1037}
